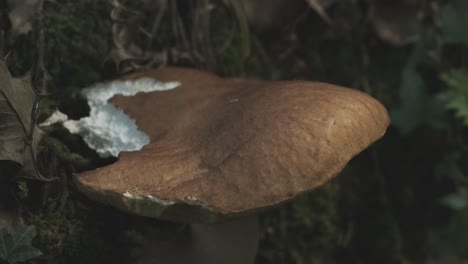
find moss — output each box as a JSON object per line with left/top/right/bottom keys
{"left": 25, "top": 194, "right": 133, "bottom": 264}
{"left": 43, "top": 0, "right": 113, "bottom": 94}
{"left": 258, "top": 182, "right": 340, "bottom": 264}
{"left": 39, "top": 136, "right": 93, "bottom": 171}
{"left": 29, "top": 207, "right": 89, "bottom": 264}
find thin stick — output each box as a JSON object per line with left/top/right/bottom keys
{"left": 145, "top": 0, "right": 167, "bottom": 52}
{"left": 28, "top": 0, "right": 57, "bottom": 182}
{"left": 29, "top": 0, "right": 46, "bottom": 140}
{"left": 34, "top": 0, "right": 48, "bottom": 96}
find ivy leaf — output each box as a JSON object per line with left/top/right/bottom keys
{"left": 439, "top": 69, "right": 468, "bottom": 126}
{"left": 0, "top": 59, "right": 44, "bottom": 178}
{"left": 0, "top": 225, "right": 42, "bottom": 264}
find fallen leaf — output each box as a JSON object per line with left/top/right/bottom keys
{"left": 369, "top": 0, "right": 421, "bottom": 46}
{"left": 0, "top": 59, "right": 43, "bottom": 179}
{"left": 7, "top": 0, "right": 39, "bottom": 35}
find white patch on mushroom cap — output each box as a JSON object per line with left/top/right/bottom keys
{"left": 63, "top": 78, "right": 179, "bottom": 158}
{"left": 39, "top": 110, "right": 69, "bottom": 127}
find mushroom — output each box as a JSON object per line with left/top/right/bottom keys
{"left": 73, "top": 67, "right": 389, "bottom": 264}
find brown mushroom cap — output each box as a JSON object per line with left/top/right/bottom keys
{"left": 74, "top": 67, "right": 389, "bottom": 223}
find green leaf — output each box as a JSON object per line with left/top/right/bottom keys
{"left": 0, "top": 226, "right": 42, "bottom": 264}
{"left": 439, "top": 69, "right": 468, "bottom": 126}
{"left": 440, "top": 5, "right": 468, "bottom": 46}
{"left": 391, "top": 68, "right": 445, "bottom": 135}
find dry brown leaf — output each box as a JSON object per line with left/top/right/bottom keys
{"left": 0, "top": 59, "right": 43, "bottom": 179}
{"left": 7, "top": 0, "right": 38, "bottom": 35}
{"left": 369, "top": 0, "right": 422, "bottom": 46}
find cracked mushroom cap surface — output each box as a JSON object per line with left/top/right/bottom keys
{"left": 74, "top": 67, "right": 390, "bottom": 223}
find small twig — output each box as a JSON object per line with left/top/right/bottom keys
{"left": 33, "top": 0, "right": 48, "bottom": 96}
{"left": 251, "top": 36, "right": 275, "bottom": 79}
{"left": 191, "top": 1, "right": 201, "bottom": 62}
{"left": 27, "top": 0, "right": 57, "bottom": 182}
{"left": 216, "top": 9, "right": 236, "bottom": 55}
{"left": 170, "top": 0, "right": 189, "bottom": 50}
{"left": 30, "top": 0, "right": 48, "bottom": 126}
{"left": 28, "top": 0, "right": 46, "bottom": 144}
{"left": 199, "top": 0, "right": 216, "bottom": 68}
{"left": 145, "top": 0, "right": 167, "bottom": 52}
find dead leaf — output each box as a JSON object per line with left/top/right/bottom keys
{"left": 0, "top": 59, "right": 43, "bottom": 179}
{"left": 369, "top": 0, "right": 422, "bottom": 46}
{"left": 7, "top": 0, "right": 39, "bottom": 35}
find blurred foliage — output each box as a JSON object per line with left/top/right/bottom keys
{"left": 2, "top": 0, "right": 468, "bottom": 263}
{"left": 390, "top": 3, "right": 468, "bottom": 263}
{"left": 391, "top": 33, "right": 445, "bottom": 135}
{"left": 439, "top": 5, "right": 468, "bottom": 46}
{"left": 439, "top": 69, "right": 468, "bottom": 126}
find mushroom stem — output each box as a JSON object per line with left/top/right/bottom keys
{"left": 135, "top": 215, "right": 259, "bottom": 264}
